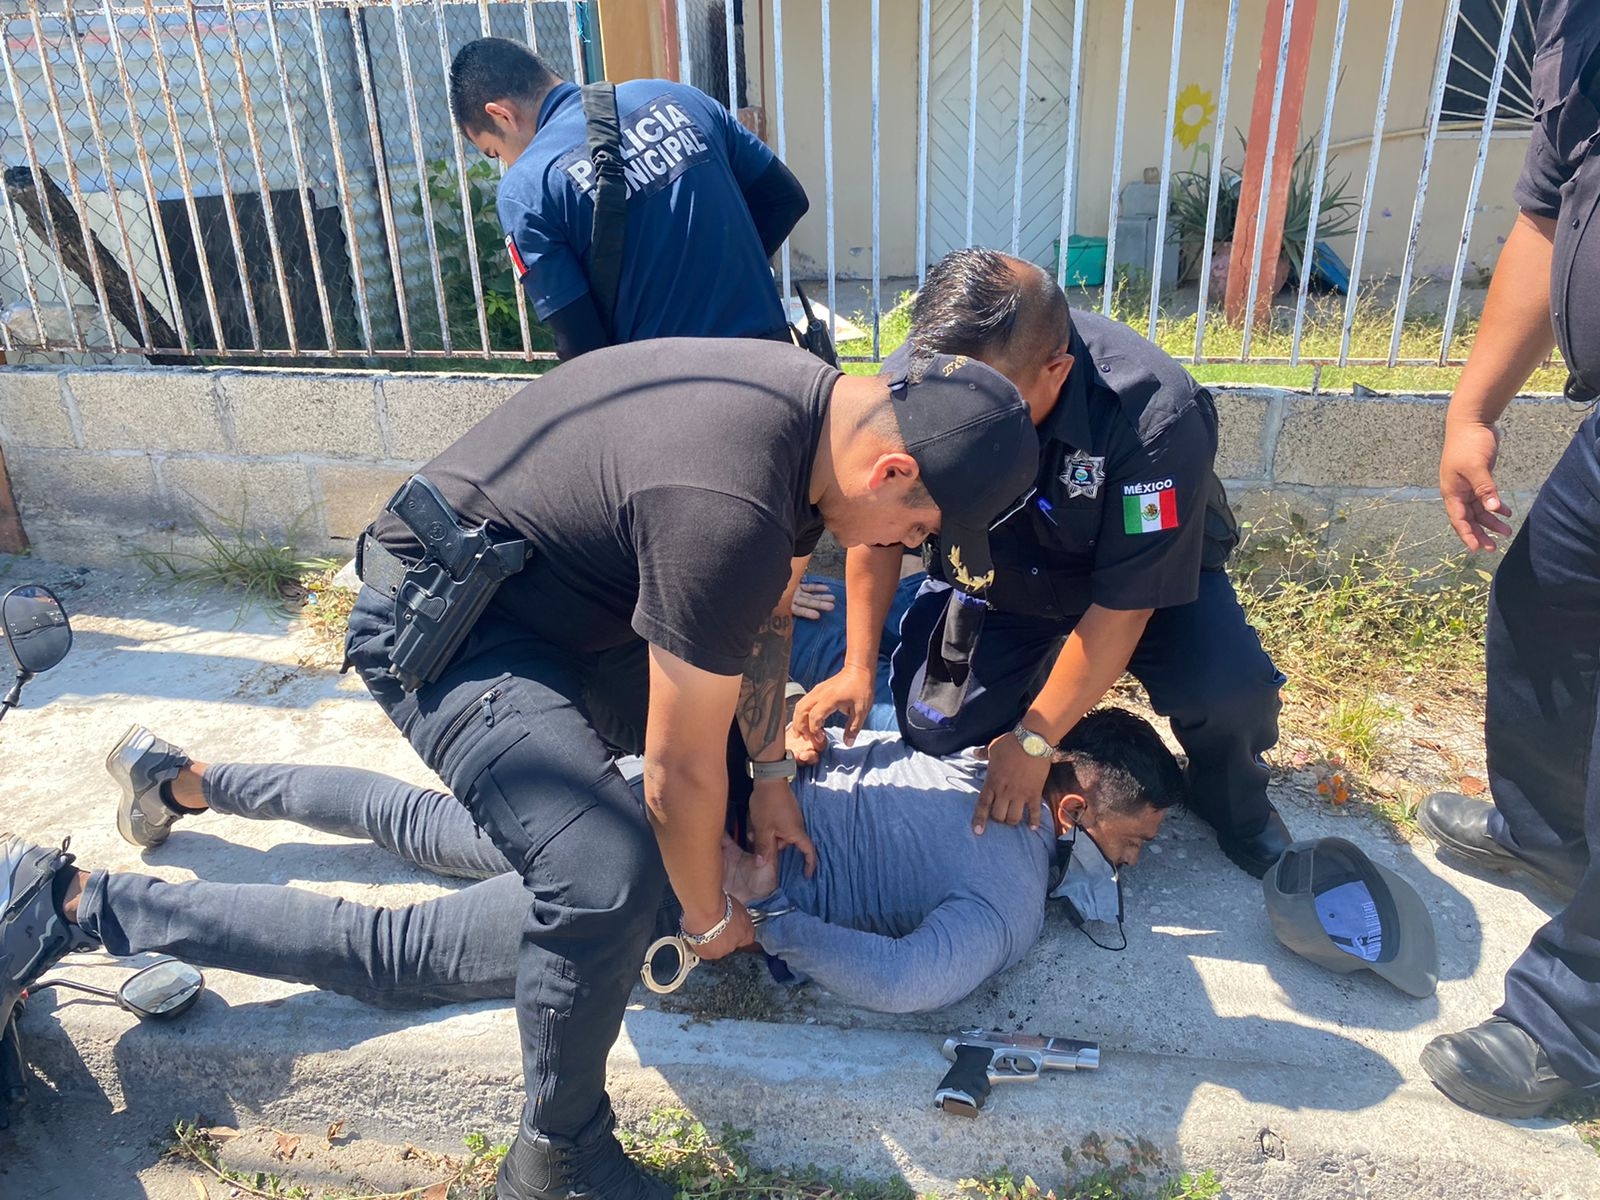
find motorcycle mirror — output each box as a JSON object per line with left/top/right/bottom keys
{"left": 1, "top": 585, "right": 71, "bottom": 677}
{"left": 116, "top": 960, "right": 205, "bottom": 1021}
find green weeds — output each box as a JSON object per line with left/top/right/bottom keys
{"left": 166, "top": 1112, "right": 1226, "bottom": 1200}
{"left": 1322, "top": 694, "right": 1402, "bottom": 774}
{"left": 167, "top": 1119, "right": 505, "bottom": 1199}
{"left": 1230, "top": 511, "right": 1489, "bottom": 714}
{"left": 836, "top": 277, "right": 1568, "bottom": 395}
{"left": 133, "top": 510, "right": 338, "bottom": 618}
{"left": 1230, "top": 510, "right": 1489, "bottom": 834}
{"left": 621, "top": 1108, "right": 917, "bottom": 1199}
{"left": 960, "top": 1133, "right": 1222, "bottom": 1200}
{"left": 297, "top": 564, "right": 359, "bottom": 666}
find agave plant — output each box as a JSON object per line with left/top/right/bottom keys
{"left": 1168, "top": 133, "right": 1360, "bottom": 284}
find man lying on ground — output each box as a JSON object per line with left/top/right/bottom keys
{"left": 2, "top": 707, "right": 1181, "bottom": 1017}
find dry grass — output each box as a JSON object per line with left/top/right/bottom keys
{"left": 838, "top": 280, "right": 1570, "bottom": 395}
{"left": 297, "top": 566, "right": 359, "bottom": 668}
{"left": 1230, "top": 510, "right": 1490, "bottom": 838}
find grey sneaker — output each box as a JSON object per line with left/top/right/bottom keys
{"left": 106, "top": 726, "right": 192, "bottom": 848}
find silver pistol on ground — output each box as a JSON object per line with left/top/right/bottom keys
{"left": 934, "top": 1028, "right": 1100, "bottom": 1117}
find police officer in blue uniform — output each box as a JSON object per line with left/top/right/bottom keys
{"left": 1418, "top": 0, "right": 1600, "bottom": 1120}
{"left": 449, "top": 37, "right": 808, "bottom": 359}
{"left": 795, "top": 249, "right": 1290, "bottom": 878}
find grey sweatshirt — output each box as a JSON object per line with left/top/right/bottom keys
{"left": 753, "top": 732, "right": 1055, "bottom": 1013}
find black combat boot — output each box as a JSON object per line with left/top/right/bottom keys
{"left": 496, "top": 1097, "right": 671, "bottom": 1200}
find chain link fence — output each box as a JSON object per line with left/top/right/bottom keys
{"left": 0, "top": 0, "right": 590, "bottom": 360}
{"left": 0, "top": 0, "right": 1549, "bottom": 369}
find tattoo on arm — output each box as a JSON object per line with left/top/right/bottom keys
{"left": 738, "top": 609, "right": 795, "bottom": 757}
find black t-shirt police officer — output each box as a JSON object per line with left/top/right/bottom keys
{"left": 373, "top": 338, "right": 830, "bottom": 676}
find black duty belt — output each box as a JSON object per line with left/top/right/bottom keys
{"left": 353, "top": 531, "right": 411, "bottom": 600}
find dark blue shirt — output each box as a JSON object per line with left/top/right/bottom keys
{"left": 1513, "top": 0, "right": 1600, "bottom": 398}
{"left": 890, "top": 312, "right": 1230, "bottom": 620}
{"left": 496, "top": 79, "right": 787, "bottom": 341}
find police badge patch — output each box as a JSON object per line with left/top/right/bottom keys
{"left": 1061, "top": 450, "right": 1106, "bottom": 499}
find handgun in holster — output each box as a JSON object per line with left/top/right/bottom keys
{"left": 933, "top": 1028, "right": 1100, "bottom": 1118}
{"left": 377, "top": 475, "right": 526, "bottom": 692}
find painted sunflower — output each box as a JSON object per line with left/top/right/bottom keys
{"left": 1173, "top": 82, "right": 1216, "bottom": 150}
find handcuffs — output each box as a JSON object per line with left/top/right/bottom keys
{"left": 640, "top": 900, "right": 795, "bottom": 994}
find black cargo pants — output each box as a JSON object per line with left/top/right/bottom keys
{"left": 344, "top": 586, "right": 664, "bottom": 1139}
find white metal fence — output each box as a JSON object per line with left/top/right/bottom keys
{"left": 0, "top": 0, "right": 1542, "bottom": 366}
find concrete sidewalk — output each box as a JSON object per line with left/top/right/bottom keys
{"left": 0, "top": 559, "right": 1593, "bottom": 1198}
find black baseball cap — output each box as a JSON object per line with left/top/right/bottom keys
{"left": 884, "top": 352, "right": 1037, "bottom": 593}
{"left": 1262, "top": 837, "right": 1439, "bottom": 999}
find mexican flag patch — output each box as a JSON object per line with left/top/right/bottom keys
{"left": 1122, "top": 480, "right": 1178, "bottom": 534}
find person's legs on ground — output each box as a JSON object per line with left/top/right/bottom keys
{"left": 72, "top": 864, "right": 525, "bottom": 1007}
{"left": 889, "top": 578, "right": 1067, "bottom": 756}
{"left": 345, "top": 589, "right": 667, "bottom": 1198}
{"left": 202, "top": 762, "right": 512, "bottom": 881}
{"left": 1128, "top": 570, "right": 1289, "bottom": 877}
{"left": 1421, "top": 415, "right": 1600, "bottom": 1117}
{"left": 108, "top": 725, "right": 510, "bottom": 881}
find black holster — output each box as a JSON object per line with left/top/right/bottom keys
{"left": 359, "top": 475, "right": 527, "bottom": 692}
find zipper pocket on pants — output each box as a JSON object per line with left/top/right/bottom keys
{"left": 430, "top": 684, "right": 504, "bottom": 771}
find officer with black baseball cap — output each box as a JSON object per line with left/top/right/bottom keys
{"left": 330, "top": 336, "right": 1034, "bottom": 1200}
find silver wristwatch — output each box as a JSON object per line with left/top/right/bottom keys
{"left": 1011, "top": 722, "right": 1054, "bottom": 759}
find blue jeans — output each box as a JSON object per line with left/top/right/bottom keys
{"left": 1488, "top": 409, "right": 1600, "bottom": 1086}
{"left": 788, "top": 573, "right": 920, "bottom": 732}
{"left": 76, "top": 761, "right": 525, "bottom": 1008}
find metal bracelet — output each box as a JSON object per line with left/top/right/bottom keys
{"left": 679, "top": 893, "right": 735, "bottom": 947}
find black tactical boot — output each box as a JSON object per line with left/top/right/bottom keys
{"left": 1421, "top": 1017, "right": 1580, "bottom": 1119}
{"left": 497, "top": 1098, "right": 671, "bottom": 1200}
{"left": 107, "top": 725, "right": 193, "bottom": 849}
{"left": 1419, "top": 792, "right": 1577, "bottom": 901}
{"left": 1215, "top": 809, "right": 1293, "bottom": 879}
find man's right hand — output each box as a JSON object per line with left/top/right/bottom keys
{"left": 791, "top": 664, "right": 876, "bottom": 761}
{"left": 1440, "top": 418, "right": 1514, "bottom": 552}
{"left": 682, "top": 897, "right": 756, "bottom": 961}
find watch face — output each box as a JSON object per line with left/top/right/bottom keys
{"left": 1018, "top": 728, "right": 1051, "bottom": 757}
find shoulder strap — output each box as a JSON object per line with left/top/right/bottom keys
{"left": 580, "top": 81, "right": 627, "bottom": 335}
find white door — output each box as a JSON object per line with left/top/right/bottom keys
{"left": 927, "top": 0, "right": 1076, "bottom": 267}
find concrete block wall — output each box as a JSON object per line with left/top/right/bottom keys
{"left": 0, "top": 365, "right": 1584, "bottom": 568}
{"left": 0, "top": 365, "right": 531, "bottom": 567}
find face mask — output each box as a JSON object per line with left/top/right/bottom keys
{"left": 1048, "top": 827, "right": 1127, "bottom": 951}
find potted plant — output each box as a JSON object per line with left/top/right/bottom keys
{"left": 1168, "top": 134, "right": 1360, "bottom": 296}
